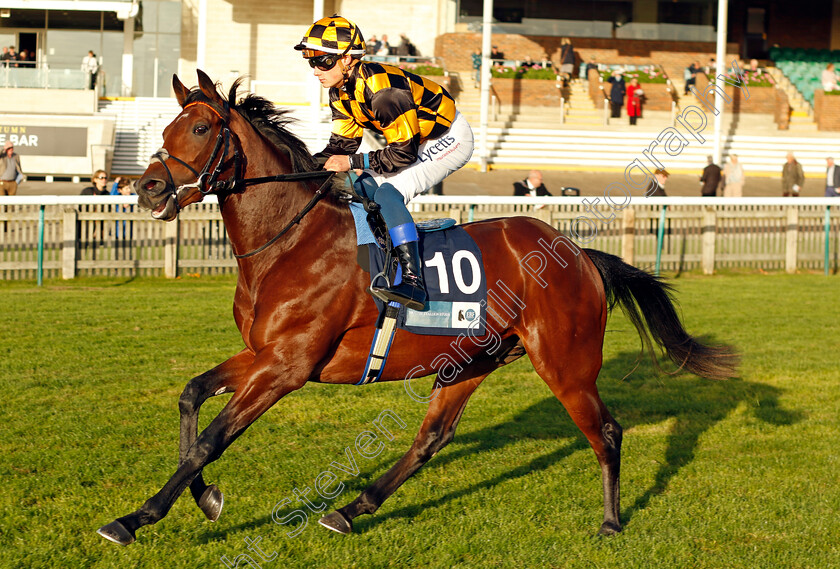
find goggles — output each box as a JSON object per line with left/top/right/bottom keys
{"left": 302, "top": 50, "right": 342, "bottom": 71}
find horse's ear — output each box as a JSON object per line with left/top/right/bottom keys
{"left": 196, "top": 69, "right": 218, "bottom": 103}
{"left": 172, "top": 74, "right": 189, "bottom": 107}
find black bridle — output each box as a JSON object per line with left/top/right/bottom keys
{"left": 151, "top": 100, "right": 336, "bottom": 259}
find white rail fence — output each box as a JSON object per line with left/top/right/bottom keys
{"left": 1, "top": 196, "right": 838, "bottom": 282}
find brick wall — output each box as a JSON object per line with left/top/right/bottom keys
{"left": 814, "top": 90, "right": 840, "bottom": 131}
{"left": 693, "top": 73, "right": 779, "bottom": 115}
{"left": 435, "top": 32, "right": 739, "bottom": 84}
{"left": 488, "top": 78, "right": 563, "bottom": 107}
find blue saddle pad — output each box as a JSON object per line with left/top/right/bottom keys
{"left": 368, "top": 226, "right": 487, "bottom": 337}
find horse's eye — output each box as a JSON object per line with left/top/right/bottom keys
{"left": 194, "top": 125, "right": 209, "bottom": 135}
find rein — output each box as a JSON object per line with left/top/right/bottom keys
{"left": 151, "top": 105, "right": 337, "bottom": 260}
{"left": 232, "top": 171, "right": 336, "bottom": 259}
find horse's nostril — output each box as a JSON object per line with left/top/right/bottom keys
{"left": 145, "top": 180, "right": 159, "bottom": 191}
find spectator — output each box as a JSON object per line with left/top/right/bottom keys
{"left": 684, "top": 61, "right": 699, "bottom": 94}
{"left": 471, "top": 50, "right": 482, "bottom": 86}
{"left": 822, "top": 63, "right": 838, "bottom": 92}
{"left": 396, "top": 34, "right": 416, "bottom": 57}
{"left": 111, "top": 177, "right": 135, "bottom": 242}
{"left": 0, "top": 46, "right": 8, "bottom": 67}
{"left": 700, "top": 155, "right": 722, "bottom": 197}
{"left": 608, "top": 70, "right": 625, "bottom": 118}
{"left": 626, "top": 77, "right": 643, "bottom": 125}
{"left": 0, "top": 141, "right": 25, "bottom": 196}
{"left": 81, "top": 169, "right": 110, "bottom": 195}
{"left": 376, "top": 35, "right": 391, "bottom": 57}
{"left": 749, "top": 58, "right": 760, "bottom": 72}
{"left": 18, "top": 49, "right": 32, "bottom": 68}
{"left": 559, "top": 37, "right": 575, "bottom": 85}
{"left": 722, "top": 154, "right": 744, "bottom": 197}
{"left": 585, "top": 58, "right": 598, "bottom": 76}
{"left": 490, "top": 45, "right": 504, "bottom": 64}
{"left": 781, "top": 152, "right": 805, "bottom": 197}
{"left": 645, "top": 168, "right": 668, "bottom": 197}
{"left": 513, "top": 170, "right": 552, "bottom": 197}
{"left": 825, "top": 157, "right": 840, "bottom": 196}
{"left": 520, "top": 55, "right": 536, "bottom": 69}
{"left": 82, "top": 50, "right": 99, "bottom": 90}
{"left": 705, "top": 57, "right": 716, "bottom": 74}
{"left": 6, "top": 46, "right": 18, "bottom": 68}
{"left": 366, "top": 35, "right": 380, "bottom": 56}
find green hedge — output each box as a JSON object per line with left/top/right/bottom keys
{"left": 601, "top": 69, "right": 668, "bottom": 84}
{"left": 408, "top": 65, "right": 445, "bottom": 76}
{"left": 490, "top": 67, "right": 557, "bottom": 80}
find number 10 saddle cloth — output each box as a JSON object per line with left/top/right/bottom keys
{"left": 349, "top": 203, "right": 488, "bottom": 384}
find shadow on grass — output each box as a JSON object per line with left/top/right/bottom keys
{"left": 352, "top": 348, "right": 802, "bottom": 534}
{"left": 198, "top": 348, "right": 803, "bottom": 542}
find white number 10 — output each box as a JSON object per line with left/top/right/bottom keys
{"left": 424, "top": 250, "right": 481, "bottom": 295}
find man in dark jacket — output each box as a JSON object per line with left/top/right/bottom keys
{"left": 825, "top": 157, "right": 840, "bottom": 196}
{"left": 608, "top": 70, "right": 625, "bottom": 118}
{"left": 645, "top": 168, "right": 669, "bottom": 197}
{"left": 513, "top": 170, "right": 552, "bottom": 196}
{"left": 700, "top": 155, "right": 722, "bottom": 196}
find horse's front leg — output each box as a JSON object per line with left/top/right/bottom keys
{"left": 179, "top": 349, "right": 254, "bottom": 522}
{"left": 320, "top": 367, "right": 493, "bottom": 535}
{"left": 98, "top": 351, "right": 308, "bottom": 545}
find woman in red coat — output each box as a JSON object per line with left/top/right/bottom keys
{"left": 626, "top": 77, "right": 642, "bottom": 125}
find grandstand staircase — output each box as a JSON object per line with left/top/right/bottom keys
{"left": 766, "top": 67, "right": 817, "bottom": 132}
{"left": 97, "top": 98, "right": 182, "bottom": 176}
{"left": 97, "top": 98, "right": 331, "bottom": 176}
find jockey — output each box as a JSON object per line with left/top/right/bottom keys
{"left": 295, "top": 15, "right": 474, "bottom": 311}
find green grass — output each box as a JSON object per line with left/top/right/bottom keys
{"left": 1, "top": 273, "right": 839, "bottom": 568}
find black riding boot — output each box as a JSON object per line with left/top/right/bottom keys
{"left": 371, "top": 240, "right": 427, "bottom": 311}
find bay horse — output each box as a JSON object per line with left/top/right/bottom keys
{"left": 97, "top": 70, "right": 737, "bottom": 546}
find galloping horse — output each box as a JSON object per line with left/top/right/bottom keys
{"left": 97, "top": 70, "right": 737, "bottom": 545}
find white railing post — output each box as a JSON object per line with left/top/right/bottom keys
{"left": 62, "top": 208, "right": 77, "bottom": 280}
{"left": 164, "top": 217, "right": 180, "bottom": 278}
{"left": 621, "top": 208, "right": 635, "bottom": 265}
{"left": 702, "top": 207, "right": 716, "bottom": 275}
{"left": 785, "top": 206, "right": 798, "bottom": 274}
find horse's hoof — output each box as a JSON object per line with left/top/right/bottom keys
{"left": 598, "top": 521, "right": 622, "bottom": 536}
{"left": 97, "top": 520, "right": 136, "bottom": 546}
{"left": 198, "top": 484, "right": 224, "bottom": 522}
{"left": 318, "top": 511, "right": 353, "bottom": 535}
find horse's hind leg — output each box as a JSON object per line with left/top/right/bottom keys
{"left": 178, "top": 349, "right": 254, "bottom": 521}
{"left": 319, "top": 364, "right": 494, "bottom": 535}
{"left": 526, "top": 335, "right": 623, "bottom": 534}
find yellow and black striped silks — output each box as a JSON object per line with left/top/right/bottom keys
{"left": 314, "top": 62, "right": 457, "bottom": 173}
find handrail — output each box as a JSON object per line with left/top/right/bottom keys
{"left": 599, "top": 84, "right": 610, "bottom": 125}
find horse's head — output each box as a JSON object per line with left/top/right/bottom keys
{"left": 137, "top": 70, "right": 238, "bottom": 221}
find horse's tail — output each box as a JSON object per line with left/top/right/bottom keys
{"left": 584, "top": 248, "right": 739, "bottom": 380}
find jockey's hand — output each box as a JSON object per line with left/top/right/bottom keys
{"left": 324, "top": 154, "right": 352, "bottom": 173}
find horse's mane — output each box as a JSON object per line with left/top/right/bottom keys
{"left": 183, "top": 78, "right": 320, "bottom": 174}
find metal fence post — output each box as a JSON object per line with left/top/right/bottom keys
{"left": 655, "top": 205, "right": 668, "bottom": 275}
{"left": 825, "top": 205, "right": 831, "bottom": 276}
{"left": 37, "top": 204, "right": 45, "bottom": 286}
